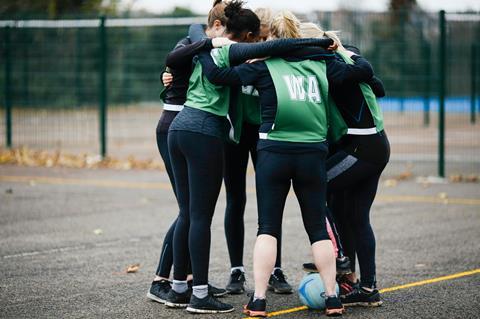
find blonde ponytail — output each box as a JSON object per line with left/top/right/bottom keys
{"left": 300, "top": 22, "right": 343, "bottom": 50}
{"left": 270, "top": 10, "right": 301, "bottom": 39}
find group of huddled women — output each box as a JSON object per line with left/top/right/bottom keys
{"left": 146, "top": 1, "right": 390, "bottom": 317}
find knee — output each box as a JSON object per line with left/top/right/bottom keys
{"left": 225, "top": 193, "right": 247, "bottom": 215}
{"left": 257, "top": 224, "right": 281, "bottom": 240}
{"left": 306, "top": 226, "right": 330, "bottom": 245}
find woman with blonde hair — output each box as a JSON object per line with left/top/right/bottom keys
{"left": 299, "top": 22, "right": 390, "bottom": 308}
{"left": 255, "top": 7, "right": 273, "bottom": 41}
{"left": 195, "top": 10, "right": 377, "bottom": 317}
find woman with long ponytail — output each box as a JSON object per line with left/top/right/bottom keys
{"left": 300, "top": 22, "right": 390, "bottom": 308}
{"left": 146, "top": 0, "right": 229, "bottom": 306}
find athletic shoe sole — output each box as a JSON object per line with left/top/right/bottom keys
{"left": 164, "top": 301, "right": 189, "bottom": 308}
{"left": 146, "top": 292, "right": 166, "bottom": 304}
{"left": 325, "top": 308, "right": 345, "bottom": 317}
{"left": 343, "top": 300, "right": 383, "bottom": 307}
{"left": 267, "top": 285, "right": 293, "bottom": 294}
{"left": 212, "top": 290, "right": 229, "bottom": 297}
{"left": 243, "top": 308, "right": 267, "bottom": 317}
{"left": 186, "top": 306, "right": 235, "bottom": 314}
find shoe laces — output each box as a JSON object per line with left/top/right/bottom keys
{"left": 208, "top": 294, "right": 228, "bottom": 307}
{"left": 232, "top": 270, "right": 245, "bottom": 282}
{"left": 272, "top": 270, "right": 288, "bottom": 283}
{"left": 344, "top": 286, "right": 361, "bottom": 297}
{"left": 154, "top": 279, "right": 171, "bottom": 291}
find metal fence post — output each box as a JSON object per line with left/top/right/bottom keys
{"left": 438, "top": 10, "right": 446, "bottom": 177}
{"left": 22, "top": 29, "right": 29, "bottom": 107}
{"left": 471, "top": 44, "right": 477, "bottom": 124}
{"left": 423, "top": 41, "right": 431, "bottom": 127}
{"left": 99, "top": 16, "right": 107, "bottom": 158}
{"left": 75, "top": 28, "right": 83, "bottom": 106}
{"left": 399, "top": 10, "right": 406, "bottom": 113}
{"left": 4, "top": 26, "right": 12, "bottom": 148}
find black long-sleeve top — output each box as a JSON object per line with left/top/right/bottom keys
{"left": 165, "top": 37, "right": 334, "bottom": 69}
{"left": 157, "top": 36, "right": 193, "bottom": 133}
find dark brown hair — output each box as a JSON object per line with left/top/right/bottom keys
{"left": 224, "top": 0, "right": 260, "bottom": 38}
{"left": 207, "top": 0, "right": 227, "bottom": 27}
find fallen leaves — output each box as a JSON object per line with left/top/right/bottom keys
{"left": 126, "top": 263, "right": 140, "bottom": 273}
{"left": 384, "top": 179, "right": 398, "bottom": 187}
{"left": 449, "top": 174, "right": 479, "bottom": 183}
{"left": 394, "top": 171, "right": 413, "bottom": 181}
{"left": 0, "top": 147, "right": 165, "bottom": 171}
{"left": 383, "top": 166, "right": 413, "bottom": 187}
{"left": 416, "top": 176, "right": 448, "bottom": 186}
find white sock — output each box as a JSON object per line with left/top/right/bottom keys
{"left": 231, "top": 266, "right": 245, "bottom": 274}
{"left": 172, "top": 280, "right": 188, "bottom": 293}
{"left": 193, "top": 284, "right": 209, "bottom": 299}
{"left": 253, "top": 295, "right": 266, "bottom": 302}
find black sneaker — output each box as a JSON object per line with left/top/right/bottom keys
{"left": 268, "top": 269, "right": 293, "bottom": 294}
{"left": 325, "top": 295, "right": 345, "bottom": 317}
{"left": 303, "top": 257, "right": 352, "bottom": 275}
{"left": 146, "top": 279, "right": 171, "bottom": 304}
{"left": 337, "top": 276, "right": 359, "bottom": 297}
{"left": 208, "top": 284, "right": 228, "bottom": 297}
{"left": 340, "top": 286, "right": 383, "bottom": 307}
{"left": 243, "top": 295, "right": 267, "bottom": 317}
{"left": 186, "top": 294, "right": 234, "bottom": 314}
{"left": 164, "top": 289, "right": 191, "bottom": 308}
{"left": 226, "top": 269, "right": 246, "bottom": 294}
{"left": 336, "top": 256, "right": 352, "bottom": 275}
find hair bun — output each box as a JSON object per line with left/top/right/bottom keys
{"left": 224, "top": 0, "right": 244, "bottom": 19}
{"left": 212, "top": 0, "right": 223, "bottom": 7}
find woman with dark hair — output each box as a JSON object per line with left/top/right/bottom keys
{"left": 146, "top": 0, "right": 228, "bottom": 305}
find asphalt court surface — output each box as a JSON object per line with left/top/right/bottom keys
{"left": 0, "top": 165, "right": 479, "bottom": 318}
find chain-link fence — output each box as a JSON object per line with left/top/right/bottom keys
{"left": 0, "top": 12, "right": 479, "bottom": 177}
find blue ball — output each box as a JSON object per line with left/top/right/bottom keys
{"left": 298, "top": 273, "right": 340, "bottom": 310}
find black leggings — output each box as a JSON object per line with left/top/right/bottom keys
{"left": 168, "top": 130, "right": 224, "bottom": 286}
{"left": 327, "top": 150, "right": 388, "bottom": 288}
{"left": 255, "top": 150, "right": 330, "bottom": 245}
{"left": 154, "top": 129, "right": 179, "bottom": 278}
{"left": 223, "top": 123, "right": 282, "bottom": 268}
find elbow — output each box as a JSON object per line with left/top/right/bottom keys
{"left": 377, "top": 87, "right": 386, "bottom": 98}
{"left": 377, "top": 88, "right": 386, "bottom": 98}
{"left": 165, "top": 54, "right": 178, "bottom": 69}
{"left": 364, "top": 66, "right": 374, "bottom": 80}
